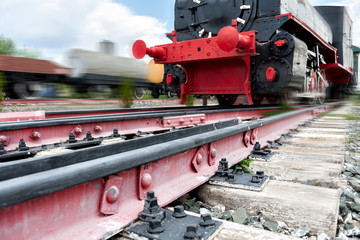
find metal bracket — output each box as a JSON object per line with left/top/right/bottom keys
{"left": 128, "top": 191, "right": 222, "bottom": 240}
{"left": 191, "top": 146, "right": 208, "bottom": 173}
{"left": 99, "top": 175, "right": 124, "bottom": 215}
{"left": 250, "top": 142, "right": 274, "bottom": 161}
{"left": 209, "top": 158, "right": 269, "bottom": 191}
{"left": 267, "top": 140, "right": 283, "bottom": 149}
{"left": 162, "top": 114, "right": 206, "bottom": 128}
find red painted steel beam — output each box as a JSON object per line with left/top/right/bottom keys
{"left": 0, "top": 111, "right": 45, "bottom": 122}
{"left": 0, "top": 104, "right": 338, "bottom": 240}
{"left": 0, "top": 108, "right": 279, "bottom": 151}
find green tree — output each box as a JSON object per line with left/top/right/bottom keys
{"left": 15, "top": 48, "right": 42, "bottom": 59}
{"left": 0, "top": 34, "right": 41, "bottom": 58}
{"left": 0, "top": 35, "right": 16, "bottom": 55}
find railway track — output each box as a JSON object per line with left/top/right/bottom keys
{"left": 0, "top": 102, "right": 348, "bottom": 239}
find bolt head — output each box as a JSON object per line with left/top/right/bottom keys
{"left": 0, "top": 135, "right": 8, "bottom": 143}
{"left": 106, "top": 186, "right": 120, "bottom": 203}
{"left": 74, "top": 127, "right": 82, "bottom": 135}
{"left": 141, "top": 173, "right": 152, "bottom": 188}
{"left": 197, "top": 154, "right": 203, "bottom": 164}
{"left": 94, "top": 126, "right": 102, "bottom": 132}
{"left": 211, "top": 149, "right": 217, "bottom": 158}
{"left": 31, "top": 131, "right": 41, "bottom": 140}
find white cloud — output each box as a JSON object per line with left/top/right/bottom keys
{"left": 0, "top": 0, "right": 170, "bottom": 64}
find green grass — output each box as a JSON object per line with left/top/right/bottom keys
{"left": 263, "top": 103, "right": 293, "bottom": 117}
{"left": 235, "top": 158, "right": 254, "bottom": 173}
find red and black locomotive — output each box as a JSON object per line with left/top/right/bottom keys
{"left": 133, "top": 0, "right": 354, "bottom": 105}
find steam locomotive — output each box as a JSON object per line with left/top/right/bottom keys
{"left": 133, "top": 0, "right": 355, "bottom": 105}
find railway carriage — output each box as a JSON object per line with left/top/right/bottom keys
{"left": 133, "top": 0, "right": 354, "bottom": 105}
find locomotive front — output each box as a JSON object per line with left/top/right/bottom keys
{"left": 133, "top": 0, "right": 353, "bottom": 105}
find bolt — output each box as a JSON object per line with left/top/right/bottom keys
{"left": 106, "top": 186, "right": 120, "bottom": 203}
{"left": 0, "top": 135, "right": 8, "bottom": 143}
{"left": 256, "top": 171, "right": 265, "bottom": 179}
{"left": 30, "top": 130, "right": 41, "bottom": 140}
{"left": 197, "top": 154, "right": 203, "bottom": 164}
{"left": 139, "top": 191, "right": 166, "bottom": 222}
{"left": 141, "top": 173, "right": 152, "bottom": 188}
{"left": 184, "top": 225, "right": 200, "bottom": 240}
{"left": 18, "top": 139, "right": 29, "bottom": 151}
{"left": 74, "top": 127, "right": 82, "bottom": 136}
{"left": 200, "top": 117, "right": 206, "bottom": 122}
{"left": 112, "top": 128, "right": 121, "bottom": 138}
{"left": 227, "top": 173, "right": 235, "bottom": 183}
{"left": 254, "top": 142, "right": 261, "bottom": 151}
{"left": 167, "top": 120, "right": 171, "bottom": 125}
{"left": 179, "top": 118, "right": 185, "bottom": 124}
{"left": 86, "top": 131, "right": 94, "bottom": 141}
{"left": 94, "top": 125, "right": 102, "bottom": 132}
{"left": 148, "top": 219, "right": 164, "bottom": 234}
{"left": 251, "top": 175, "right": 261, "bottom": 184}
{"left": 68, "top": 133, "right": 77, "bottom": 143}
{"left": 235, "top": 167, "right": 243, "bottom": 175}
{"left": 0, "top": 142, "right": 7, "bottom": 155}
{"left": 147, "top": 191, "right": 155, "bottom": 199}
{"left": 218, "top": 158, "right": 229, "bottom": 171}
{"left": 173, "top": 205, "right": 187, "bottom": 218}
{"left": 199, "top": 213, "right": 215, "bottom": 227}
{"left": 211, "top": 149, "right": 217, "bottom": 158}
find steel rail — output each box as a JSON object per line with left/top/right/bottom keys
{"left": 0, "top": 103, "right": 339, "bottom": 240}
{"left": 0, "top": 104, "right": 334, "bottom": 208}
{"left": 0, "top": 105, "right": 283, "bottom": 151}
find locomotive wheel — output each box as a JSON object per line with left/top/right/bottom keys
{"left": 252, "top": 94, "right": 264, "bottom": 105}
{"left": 317, "top": 97, "right": 325, "bottom": 104}
{"left": 216, "top": 94, "right": 238, "bottom": 106}
{"left": 134, "top": 87, "right": 146, "bottom": 99}
{"left": 307, "top": 97, "right": 317, "bottom": 105}
{"left": 13, "top": 81, "right": 45, "bottom": 99}
{"left": 266, "top": 95, "right": 281, "bottom": 105}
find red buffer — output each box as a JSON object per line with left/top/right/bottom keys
{"left": 132, "top": 22, "right": 257, "bottom": 105}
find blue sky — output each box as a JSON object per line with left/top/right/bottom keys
{"left": 114, "top": 0, "right": 174, "bottom": 28}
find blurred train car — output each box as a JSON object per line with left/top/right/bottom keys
{"left": 0, "top": 48, "right": 174, "bottom": 99}
{"left": 65, "top": 49, "right": 166, "bottom": 99}
{"left": 0, "top": 55, "right": 69, "bottom": 99}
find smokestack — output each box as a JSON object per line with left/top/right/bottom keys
{"left": 99, "top": 40, "right": 115, "bottom": 55}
